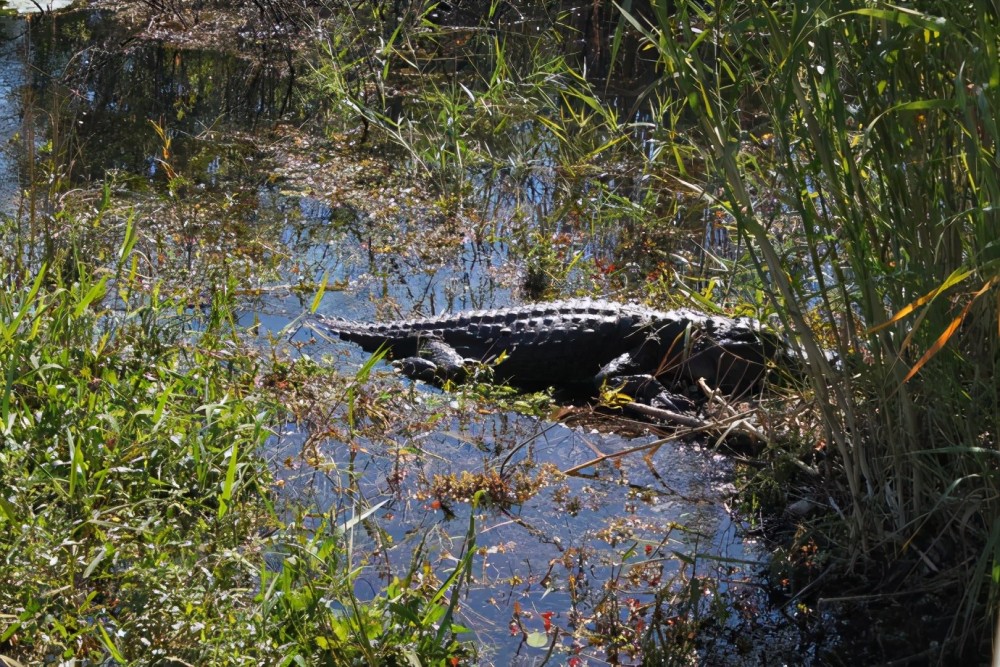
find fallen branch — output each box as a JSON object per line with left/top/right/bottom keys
{"left": 561, "top": 433, "right": 676, "bottom": 476}
{"left": 562, "top": 403, "right": 767, "bottom": 475}
{"left": 621, "top": 402, "right": 706, "bottom": 427}
{"left": 624, "top": 401, "right": 766, "bottom": 445}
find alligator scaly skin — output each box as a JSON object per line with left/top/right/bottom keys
{"left": 316, "top": 299, "right": 781, "bottom": 396}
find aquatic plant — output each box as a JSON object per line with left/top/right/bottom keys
{"left": 619, "top": 0, "right": 1000, "bottom": 658}
{"left": 0, "top": 223, "right": 475, "bottom": 664}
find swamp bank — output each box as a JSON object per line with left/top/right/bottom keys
{"left": 0, "top": 0, "right": 997, "bottom": 665}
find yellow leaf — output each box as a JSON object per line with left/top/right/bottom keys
{"left": 868, "top": 268, "right": 971, "bottom": 334}
{"left": 903, "top": 276, "right": 996, "bottom": 382}
{"left": 903, "top": 312, "right": 964, "bottom": 382}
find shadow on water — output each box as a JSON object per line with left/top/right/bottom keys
{"left": 1, "top": 5, "right": 840, "bottom": 664}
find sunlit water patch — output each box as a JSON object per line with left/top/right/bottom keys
{"left": 4, "top": 0, "right": 74, "bottom": 13}
{"left": 266, "top": 382, "right": 776, "bottom": 665}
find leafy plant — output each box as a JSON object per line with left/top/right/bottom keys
{"left": 259, "top": 494, "right": 478, "bottom": 666}
{"left": 619, "top": 0, "right": 1000, "bottom": 657}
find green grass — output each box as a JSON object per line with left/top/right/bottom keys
{"left": 0, "top": 237, "right": 475, "bottom": 664}
{"left": 0, "top": 258, "right": 271, "bottom": 663}
{"left": 619, "top": 0, "right": 1000, "bottom": 657}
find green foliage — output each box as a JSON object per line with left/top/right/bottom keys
{"left": 0, "top": 238, "right": 475, "bottom": 664}
{"left": 0, "top": 256, "right": 271, "bottom": 663}
{"left": 309, "top": 1, "right": 635, "bottom": 194}
{"left": 261, "top": 500, "right": 477, "bottom": 666}
{"left": 621, "top": 0, "right": 1000, "bottom": 655}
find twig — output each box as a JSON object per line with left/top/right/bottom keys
{"left": 561, "top": 433, "right": 675, "bottom": 476}
{"left": 622, "top": 402, "right": 708, "bottom": 428}
{"left": 562, "top": 404, "right": 766, "bottom": 475}
{"left": 623, "top": 401, "right": 767, "bottom": 444}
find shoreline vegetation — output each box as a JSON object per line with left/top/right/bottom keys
{"left": 1, "top": 0, "right": 997, "bottom": 664}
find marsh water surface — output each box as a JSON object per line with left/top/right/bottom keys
{"left": 1, "top": 7, "right": 839, "bottom": 664}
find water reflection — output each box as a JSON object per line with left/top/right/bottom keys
{"left": 268, "top": 401, "right": 754, "bottom": 665}
{"left": 2, "top": 7, "right": 295, "bottom": 183}
{"left": 0, "top": 16, "right": 25, "bottom": 214}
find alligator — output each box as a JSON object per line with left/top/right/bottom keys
{"left": 315, "top": 299, "right": 787, "bottom": 411}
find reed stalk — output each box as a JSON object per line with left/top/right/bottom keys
{"left": 622, "top": 0, "right": 1000, "bottom": 655}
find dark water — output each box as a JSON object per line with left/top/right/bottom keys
{"left": 268, "top": 393, "right": 763, "bottom": 665}
{"left": 0, "top": 7, "right": 835, "bottom": 665}
{"left": 0, "top": 17, "right": 25, "bottom": 210}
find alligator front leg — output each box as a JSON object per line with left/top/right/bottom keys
{"left": 607, "top": 374, "right": 696, "bottom": 413}
{"left": 595, "top": 347, "right": 695, "bottom": 413}
{"left": 394, "top": 338, "right": 469, "bottom": 384}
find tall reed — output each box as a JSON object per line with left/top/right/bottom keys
{"left": 622, "top": 0, "right": 1000, "bottom": 655}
